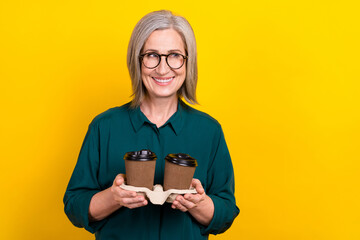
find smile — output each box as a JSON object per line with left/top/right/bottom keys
{"left": 152, "top": 77, "right": 174, "bottom": 84}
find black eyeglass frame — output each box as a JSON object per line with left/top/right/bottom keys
{"left": 139, "top": 53, "right": 188, "bottom": 69}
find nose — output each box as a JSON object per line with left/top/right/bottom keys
{"left": 156, "top": 56, "right": 170, "bottom": 75}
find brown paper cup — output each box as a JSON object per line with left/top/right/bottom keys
{"left": 163, "top": 153, "right": 197, "bottom": 191}
{"left": 124, "top": 149, "right": 157, "bottom": 190}
{"left": 125, "top": 160, "right": 156, "bottom": 190}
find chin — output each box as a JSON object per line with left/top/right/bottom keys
{"left": 150, "top": 91, "right": 178, "bottom": 99}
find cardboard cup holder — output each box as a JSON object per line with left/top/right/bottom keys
{"left": 120, "top": 184, "right": 197, "bottom": 205}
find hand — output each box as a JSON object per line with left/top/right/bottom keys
{"left": 111, "top": 174, "right": 148, "bottom": 209}
{"left": 171, "top": 178, "right": 206, "bottom": 212}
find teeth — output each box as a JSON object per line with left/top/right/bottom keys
{"left": 153, "top": 77, "right": 174, "bottom": 83}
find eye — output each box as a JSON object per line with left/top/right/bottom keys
{"left": 147, "top": 53, "right": 159, "bottom": 58}
{"left": 169, "top": 53, "right": 182, "bottom": 58}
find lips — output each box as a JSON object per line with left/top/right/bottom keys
{"left": 152, "top": 77, "right": 174, "bottom": 85}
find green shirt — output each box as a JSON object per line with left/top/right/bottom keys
{"left": 64, "top": 100, "right": 239, "bottom": 240}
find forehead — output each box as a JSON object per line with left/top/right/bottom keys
{"left": 143, "top": 28, "right": 185, "bottom": 52}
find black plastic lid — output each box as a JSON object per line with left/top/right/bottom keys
{"left": 165, "top": 153, "right": 198, "bottom": 167}
{"left": 124, "top": 149, "right": 157, "bottom": 161}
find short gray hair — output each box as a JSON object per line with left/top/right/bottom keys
{"left": 127, "top": 10, "right": 198, "bottom": 108}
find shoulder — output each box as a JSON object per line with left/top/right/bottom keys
{"left": 181, "top": 101, "right": 222, "bottom": 131}
{"left": 89, "top": 102, "right": 131, "bottom": 127}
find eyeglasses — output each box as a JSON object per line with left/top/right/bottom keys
{"left": 140, "top": 52, "right": 187, "bottom": 69}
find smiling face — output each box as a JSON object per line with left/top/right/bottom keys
{"left": 141, "top": 28, "right": 186, "bottom": 100}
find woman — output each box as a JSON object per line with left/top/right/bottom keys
{"left": 64, "top": 10, "right": 239, "bottom": 239}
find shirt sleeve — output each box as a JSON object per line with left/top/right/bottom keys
{"left": 200, "top": 125, "right": 240, "bottom": 235}
{"left": 63, "top": 120, "right": 108, "bottom": 233}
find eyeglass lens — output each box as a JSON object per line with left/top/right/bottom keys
{"left": 142, "top": 53, "right": 185, "bottom": 69}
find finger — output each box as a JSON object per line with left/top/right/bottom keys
{"left": 118, "top": 189, "right": 138, "bottom": 198}
{"left": 114, "top": 174, "right": 126, "bottom": 186}
{"left": 172, "top": 200, "right": 188, "bottom": 212}
{"left": 124, "top": 199, "right": 148, "bottom": 209}
{"left": 177, "top": 195, "right": 197, "bottom": 210}
{"left": 121, "top": 195, "right": 146, "bottom": 205}
{"left": 111, "top": 183, "right": 137, "bottom": 198}
{"left": 191, "top": 179, "right": 205, "bottom": 194}
{"left": 184, "top": 193, "right": 204, "bottom": 203}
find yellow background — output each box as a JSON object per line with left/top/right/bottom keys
{"left": 1, "top": 0, "right": 359, "bottom": 239}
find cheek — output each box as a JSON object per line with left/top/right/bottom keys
{"left": 181, "top": 70, "right": 186, "bottom": 83}
{"left": 178, "top": 67, "right": 186, "bottom": 79}
{"left": 141, "top": 68, "right": 152, "bottom": 81}
{"left": 141, "top": 68, "right": 147, "bottom": 77}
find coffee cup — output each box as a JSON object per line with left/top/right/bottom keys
{"left": 124, "top": 149, "right": 157, "bottom": 190}
{"left": 163, "top": 153, "right": 198, "bottom": 190}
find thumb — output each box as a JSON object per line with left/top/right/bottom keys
{"left": 114, "top": 174, "right": 126, "bottom": 186}
{"left": 192, "top": 178, "right": 205, "bottom": 194}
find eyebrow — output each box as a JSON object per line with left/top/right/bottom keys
{"left": 144, "top": 49, "right": 184, "bottom": 54}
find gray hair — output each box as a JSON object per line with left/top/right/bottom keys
{"left": 127, "top": 10, "right": 198, "bottom": 108}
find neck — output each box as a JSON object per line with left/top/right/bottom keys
{"left": 140, "top": 96, "right": 179, "bottom": 128}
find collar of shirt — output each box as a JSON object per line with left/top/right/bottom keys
{"left": 128, "top": 99, "right": 185, "bottom": 136}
